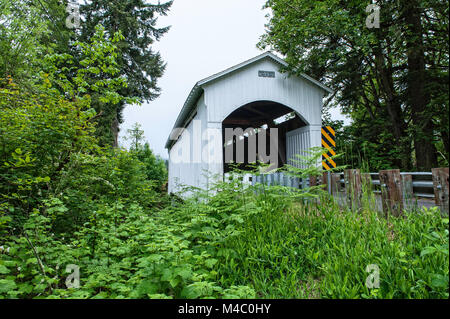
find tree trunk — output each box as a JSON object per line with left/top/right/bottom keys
{"left": 372, "top": 44, "right": 411, "bottom": 170}
{"left": 442, "top": 131, "right": 450, "bottom": 158}
{"left": 403, "top": 0, "right": 438, "bottom": 170}
{"left": 111, "top": 115, "right": 119, "bottom": 148}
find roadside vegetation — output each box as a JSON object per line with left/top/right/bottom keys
{"left": 1, "top": 150, "right": 448, "bottom": 298}
{"left": 1, "top": 0, "right": 448, "bottom": 299}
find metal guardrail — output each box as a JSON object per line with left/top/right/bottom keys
{"left": 248, "top": 171, "right": 437, "bottom": 200}
{"left": 337, "top": 172, "right": 436, "bottom": 199}
{"left": 247, "top": 168, "right": 449, "bottom": 213}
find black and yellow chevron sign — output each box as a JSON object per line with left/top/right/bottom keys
{"left": 322, "top": 126, "right": 337, "bottom": 171}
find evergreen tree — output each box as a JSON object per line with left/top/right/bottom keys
{"left": 126, "top": 123, "right": 146, "bottom": 152}
{"left": 80, "top": 0, "right": 173, "bottom": 147}
{"left": 125, "top": 123, "right": 168, "bottom": 189}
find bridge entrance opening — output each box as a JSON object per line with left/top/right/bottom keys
{"left": 222, "top": 100, "right": 308, "bottom": 174}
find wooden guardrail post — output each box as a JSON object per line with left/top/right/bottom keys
{"left": 321, "top": 171, "right": 334, "bottom": 194}
{"left": 309, "top": 175, "right": 317, "bottom": 187}
{"left": 322, "top": 172, "right": 328, "bottom": 192}
{"left": 379, "top": 169, "right": 403, "bottom": 217}
{"left": 344, "top": 169, "right": 362, "bottom": 210}
{"left": 331, "top": 173, "right": 341, "bottom": 195}
{"left": 432, "top": 168, "right": 449, "bottom": 214}
{"left": 401, "top": 174, "right": 414, "bottom": 211}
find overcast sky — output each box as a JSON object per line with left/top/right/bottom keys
{"left": 120, "top": 0, "right": 348, "bottom": 158}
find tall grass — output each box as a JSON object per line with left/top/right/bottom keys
{"left": 195, "top": 155, "right": 449, "bottom": 299}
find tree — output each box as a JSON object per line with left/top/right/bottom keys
{"left": 0, "top": 24, "right": 135, "bottom": 230}
{"left": 259, "top": 0, "right": 449, "bottom": 170}
{"left": 0, "top": 0, "right": 50, "bottom": 88}
{"left": 80, "top": 0, "right": 173, "bottom": 147}
{"left": 135, "top": 143, "right": 168, "bottom": 190}
{"left": 124, "top": 123, "right": 168, "bottom": 189}
{"left": 126, "top": 123, "right": 145, "bottom": 151}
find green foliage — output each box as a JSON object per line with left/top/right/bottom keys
{"left": 124, "top": 123, "right": 168, "bottom": 191}
{"left": 260, "top": 0, "right": 449, "bottom": 170}
{"left": 0, "top": 16, "right": 171, "bottom": 298}
{"left": 1, "top": 148, "right": 448, "bottom": 298}
{"left": 0, "top": 0, "right": 51, "bottom": 87}
{"left": 80, "top": 0, "right": 172, "bottom": 103}
{"left": 42, "top": 24, "right": 141, "bottom": 147}
{"left": 1, "top": 0, "right": 172, "bottom": 146}
{"left": 0, "top": 23, "right": 142, "bottom": 232}
{"left": 213, "top": 177, "right": 449, "bottom": 299}
{"left": 79, "top": 0, "right": 173, "bottom": 146}
{"left": 0, "top": 80, "right": 96, "bottom": 231}
{"left": 133, "top": 144, "right": 168, "bottom": 191}
{"left": 1, "top": 0, "right": 448, "bottom": 300}
{"left": 0, "top": 179, "right": 256, "bottom": 299}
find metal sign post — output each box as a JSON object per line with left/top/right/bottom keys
{"left": 327, "top": 171, "right": 332, "bottom": 194}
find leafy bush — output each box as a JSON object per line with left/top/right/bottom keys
{"left": 133, "top": 143, "right": 168, "bottom": 191}
{"left": 1, "top": 162, "right": 448, "bottom": 299}
{"left": 124, "top": 123, "right": 168, "bottom": 191}
{"left": 0, "top": 24, "right": 447, "bottom": 299}
{"left": 0, "top": 185, "right": 255, "bottom": 299}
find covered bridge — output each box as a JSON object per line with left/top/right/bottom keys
{"left": 165, "top": 52, "right": 332, "bottom": 194}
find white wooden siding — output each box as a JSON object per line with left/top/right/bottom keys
{"left": 168, "top": 95, "right": 209, "bottom": 194}
{"left": 286, "top": 126, "right": 311, "bottom": 169}
{"left": 168, "top": 55, "right": 327, "bottom": 195}
{"left": 203, "top": 59, "right": 323, "bottom": 126}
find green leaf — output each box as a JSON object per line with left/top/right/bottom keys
{"left": 0, "top": 279, "right": 17, "bottom": 293}
{"left": 136, "top": 280, "right": 159, "bottom": 296}
{"left": 204, "top": 258, "right": 218, "bottom": 269}
{"left": 0, "top": 265, "right": 10, "bottom": 274}
{"left": 431, "top": 274, "right": 449, "bottom": 289}
{"left": 420, "top": 247, "right": 436, "bottom": 257}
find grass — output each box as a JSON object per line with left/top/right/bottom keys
{"left": 210, "top": 177, "right": 449, "bottom": 299}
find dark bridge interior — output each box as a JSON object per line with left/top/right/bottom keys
{"left": 222, "top": 101, "right": 307, "bottom": 173}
